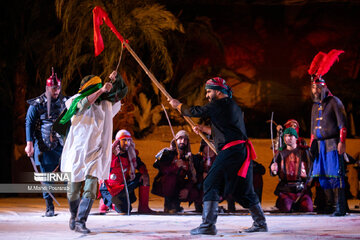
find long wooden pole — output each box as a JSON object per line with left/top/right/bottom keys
{"left": 123, "top": 42, "right": 217, "bottom": 154}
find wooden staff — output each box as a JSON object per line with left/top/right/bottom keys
{"left": 92, "top": 6, "right": 216, "bottom": 153}
{"left": 123, "top": 42, "right": 217, "bottom": 154}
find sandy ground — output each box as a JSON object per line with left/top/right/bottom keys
{"left": 0, "top": 197, "right": 359, "bottom": 240}
{"left": 2, "top": 129, "right": 360, "bottom": 239}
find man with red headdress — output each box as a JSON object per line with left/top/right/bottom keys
{"left": 25, "top": 68, "right": 67, "bottom": 217}
{"left": 169, "top": 77, "right": 267, "bottom": 235}
{"left": 98, "top": 129, "right": 154, "bottom": 214}
{"left": 308, "top": 49, "right": 347, "bottom": 216}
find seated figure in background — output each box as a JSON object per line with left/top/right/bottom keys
{"left": 99, "top": 129, "right": 154, "bottom": 214}
{"left": 270, "top": 127, "right": 313, "bottom": 213}
{"left": 152, "top": 130, "right": 200, "bottom": 213}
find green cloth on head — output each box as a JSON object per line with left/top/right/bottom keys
{"left": 283, "top": 127, "right": 298, "bottom": 139}
{"left": 99, "top": 74, "right": 128, "bottom": 103}
{"left": 59, "top": 83, "right": 102, "bottom": 124}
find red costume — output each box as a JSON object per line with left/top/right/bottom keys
{"left": 99, "top": 130, "right": 153, "bottom": 213}
{"left": 152, "top": 130, "right": 201, "bottom": 213}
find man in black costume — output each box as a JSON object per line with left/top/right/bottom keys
{"left": 169, "top": 77, "right": 267, "bottom": 235}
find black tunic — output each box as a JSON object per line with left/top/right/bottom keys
{"left": 181, "top": 97, "right": 247, "bottom": 152}
{"left": 181, "top": 97, "right": 259, "bottom": 207}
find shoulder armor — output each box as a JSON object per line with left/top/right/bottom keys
{"left": 59, "top": 94, "right": 69, "bottom": 102}
{"left": 27, "top": 93, "right": 46, "bottom": 106}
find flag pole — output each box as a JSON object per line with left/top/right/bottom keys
{"left": 123, "top": 42, "right": 217, "bottom": 154}
{"left": 93, "top": 6, "right": 217, "bottom": 154}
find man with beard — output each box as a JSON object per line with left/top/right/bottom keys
{"left": 152, "top": 130, "right": 200, "bottom": 213}
{"left": 169, "top": 77, "right": 267, "bottom": 235}
{"left": 99, "top": 129, "right": 154, "bottom": 214}
{"left": 59, "top": 71, "right": 127, "bottom": 233}
{"left": 270, "top": 128, "right": 313, "bottom": 213}
{"left": 308, "top": 49, "right": 347, "bottom": 216}
{"left": 25, "top": 68, "right": 67, "bottom": 217}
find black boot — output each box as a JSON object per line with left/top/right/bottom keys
{"left": 74, "top": 198, "right": 94, "bottom": 234}
{"left": 195, "top": 202, "right": 203, "bottom": 213}
{"left": 172, "top": 199, "right": 184, "bottom": 213}
{"left": 164, "top": 197, "right": 183, "bottom": 213}
{"left": 323, "top": 188, "right": 335, "bottom": 214}
{"left": 244, "top": 203, "right": 268, "bottom": 233}
{"left": 227, "top": 198, "right": 236, "bottom": 213}
{"left": 190, "top": 201, "right": 218, "bottom": 235}
{"left": 332, "top": 188, "right": 346, "bottom": 216}
{"left": 68, "top": 199, "right": 80, "bottom": 230}
{"left": 45, "top": 198, "right": 55, "bottom": 217}
{"left": 164, "top": 197, "right": 171, "bottom": 213}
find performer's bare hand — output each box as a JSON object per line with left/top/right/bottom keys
{"left": 101, "top": 82, "right": 113, "bottom": 93}
{"left": 112, "top": 139, "right": 120, "bottom": 155}
{"left": 87, "top": 82, "right": 113, "bottom": 105}
{"left": 276, "top": 125, "right": 283, "bottom": 132}
{"left": 169, "top": 99, "right": 181, "bottom": 109}
{"left": 25, "top": 141, "right": 34, "bottom": 157}
{"left": 193, "top": 125, "right": 202, "bottom": 135}
{"left": 270, "top": 162, "right": 278, "bottom": 175}
{"left": 175, "top": 159, "right": 187, "bottom": 170}
{"left": 338, "top": 142, "right": 346, "bottom": 155}
{"left": 109, "top": 71, "right": 117, "bottom": 82}
{"left": 193, "top": 124, "right": 211, "bottom": 135}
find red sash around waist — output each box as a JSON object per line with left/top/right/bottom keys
{"left": 221, "top": 139, "right": 257, "bottom": 178}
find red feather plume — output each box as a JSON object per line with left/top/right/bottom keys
{"left": 308, "top": 52, "right": 327, "bottom": 75}
{"left": 316, "top": 49, "right": 344, "bottom": 77}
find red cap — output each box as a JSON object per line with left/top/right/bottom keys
{"left": 46, "top": 67, "right": 61, "bottom": 87}
{"left": 284, "top": 119, "right": 300, "bottom": 135}
{"left": 116, "top": 129, "right": 132, "bottom": 140}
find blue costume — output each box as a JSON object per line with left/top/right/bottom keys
{"left": 25, "top": 91, "right": 67, "bottom": 215}
{"left": 308, "top": 49, "right": 347, "bottom": 216}
{"left": 311, "top": 95, "right": 347, "bottom": 189}
{"left": 26, "top": 93, "right": 67, "bottom": 166}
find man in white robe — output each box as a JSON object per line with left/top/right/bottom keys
{"left": 59, "top": 71, "right": 127, "bottom": 233}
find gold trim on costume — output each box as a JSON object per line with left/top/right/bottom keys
{"left": 79, "top": 76, "right": 102, "bottom": 93}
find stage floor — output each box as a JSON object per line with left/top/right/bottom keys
{"left": 0, "top": 197, "right": 359, "bottom": 240}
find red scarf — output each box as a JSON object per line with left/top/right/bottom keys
{"left": 222, "top": 139, "right": 257, "bottom": 178}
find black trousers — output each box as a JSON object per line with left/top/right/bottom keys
{"left": 203, "top": 144, "right": 259, "bottom": 208}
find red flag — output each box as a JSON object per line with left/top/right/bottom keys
{"left": 93, "top": 6, "right": 124, "bottom": 56}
